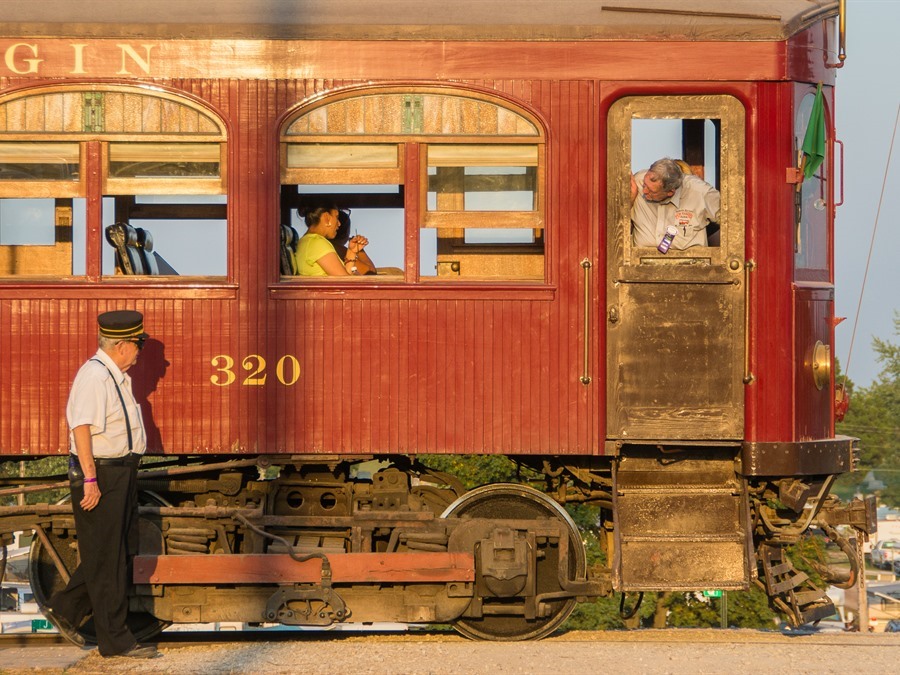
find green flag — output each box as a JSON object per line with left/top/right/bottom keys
{"left": 801, "top": 83, "right": 826, "bottom": 179}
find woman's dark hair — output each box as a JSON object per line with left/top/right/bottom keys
{"left": 298, "top": 204, "right": 337, "bottom": 228}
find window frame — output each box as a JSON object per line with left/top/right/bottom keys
{"left": 278, "top": 87, "right": 548, "bottom": 287}
{"left": 608, "top": 94, "right": 745, "bottom": 267}
{"left": 0, "top": 84, "right": 229, "bottom": 283}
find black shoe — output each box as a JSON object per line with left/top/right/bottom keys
{"left": 110, "top": 643, "right": 161, "bottom": 659}
{"left": 43, "top": 606, "right": 86, "bottom": 647}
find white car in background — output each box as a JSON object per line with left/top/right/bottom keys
{"left": 871, "top": 540, "right": 900, "bottom": 570}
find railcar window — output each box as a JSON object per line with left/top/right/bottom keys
{"left": 280, "top": 89, "right": 545, "bottom": 283}
{"left": 0, "top": 141, "right": 84, "bottom": 276}
{"left": 0, "top": 143, "right": 80, "bottom": 181}
{"left": 608, "top": 95, "right": 744, "bottom": 262}
{"left": 107, "top": 143, "right": 221, "bottom": 180}
{"left": 0, "top": 85, "right": 228, "bottom": 281}
{"left": 793, "top": 90, "right": 829, "bottom": 278}
{"left": 289, "top": 184, "right": 405, "bottom": 275}
{"left": 0, "top": 197, "right": 84, "bottom": 276}
{"left": 101, "top": 195, "right": 227, "bottom": 277}
{"left": 423, "top": 144, "right": 542, "bottom": 278}
{"left": 102, "top": 142, "right": 227, "bottom": 277}
{"left": 630, "top": 118, "right": 721, "bottom": 248}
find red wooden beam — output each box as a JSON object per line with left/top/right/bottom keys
{"left": 133, "top": 552, "right": 475, "bottom": 584}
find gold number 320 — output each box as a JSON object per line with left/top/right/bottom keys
{"left": 210, "top": 354, "right": 301, "bottom": 387}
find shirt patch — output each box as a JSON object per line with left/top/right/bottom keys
{"left": 674, "top": 210, "right": 694, "bottom": 226}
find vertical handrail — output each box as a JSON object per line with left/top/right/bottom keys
{"left": 743, "top": 259, "right": 756, "bottom": 385}
{"left": 834, "top": 138, "right": 845, "bottom": 207}
{"left": 580, "top": 258, "right": 592, "bottom": 385}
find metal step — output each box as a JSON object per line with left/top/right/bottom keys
{"left": 614, "top": 449, "right": 749, "bottom": 591}
{"left": 757, "top": 543, "right": 836, "bottom": 627}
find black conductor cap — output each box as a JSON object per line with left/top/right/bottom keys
{"left": 98, "top": 310, "right": 149, "bottom": 341}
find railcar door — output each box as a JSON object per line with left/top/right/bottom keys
{"left": 606, "top": 95, "right": 746, "bottom": 441}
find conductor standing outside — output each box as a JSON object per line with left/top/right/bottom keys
{"left": 44, "top": 310, "right": 160, "bottom": 659}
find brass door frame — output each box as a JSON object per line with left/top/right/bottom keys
{"left": 606, "top": 95, "right": 746, "bottom": 441}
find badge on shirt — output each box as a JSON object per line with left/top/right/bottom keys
{"left": 675, "top": 210, "right": 694, "bottom": 227}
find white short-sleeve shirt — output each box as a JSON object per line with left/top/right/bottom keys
{"left": 66, "top": 348, "right": 147, "bottom": 458}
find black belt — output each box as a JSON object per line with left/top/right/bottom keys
{"left": 70, "top": 453, "right": 137, "bottom": 467}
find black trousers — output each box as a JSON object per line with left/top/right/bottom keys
{"left": 50, "top": 460, "right": 139, "bottom": 656}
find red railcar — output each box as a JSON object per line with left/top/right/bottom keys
{"left": 0, "top": 1, "right": 875, "bottom": 640}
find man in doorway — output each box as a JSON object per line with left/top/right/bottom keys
{"left": 631, "top": 157, "right": 720, "bottom": 250}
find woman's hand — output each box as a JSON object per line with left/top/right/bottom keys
{"left": 348, "top": 235, "right": 369, "bottom": 254}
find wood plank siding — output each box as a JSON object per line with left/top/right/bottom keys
{"left": 0, "top": 5, "right": 841, "bottom": 458}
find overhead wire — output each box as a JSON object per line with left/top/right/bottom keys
{"left": 840, "top": 102, "right": 900, "bottom": 389}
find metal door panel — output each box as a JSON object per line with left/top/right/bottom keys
{"left": 606, "top": 95, "right": 746, "bottom": 441}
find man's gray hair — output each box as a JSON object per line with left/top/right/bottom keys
{"left": 649, "top": 158, "right": 685, "bottom": 192}
{"left": 99, "top": 334, "right": 118, "bottom": 351}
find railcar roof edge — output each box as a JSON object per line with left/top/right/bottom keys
{"left": 0, "top": 0, "right": 838, "bottom": 41}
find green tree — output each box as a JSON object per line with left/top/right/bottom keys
{"left": 0, "top": 456, "right": 69, "bottom": 507}
{"left": 836, "top": 312, "right": 900, "bottom": 507}
{"left": 419, "top": 454, "right": 542, "bottom": 490}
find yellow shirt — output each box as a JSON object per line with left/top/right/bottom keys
{"left": 295, "top": 232, "right": 337, "bottom": 276}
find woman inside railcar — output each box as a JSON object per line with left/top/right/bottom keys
{"left": 294, "top": 205, "right": 370, "bottom": 276}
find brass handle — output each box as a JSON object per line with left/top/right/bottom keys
{"left": 580, "top": 258, "right": 592, "bottom": 385}
{"left": 827, "top": 0, "right": 847, "bottom": 69}
{"left": 743, "top": 259, "right": 756, "bottom": 384}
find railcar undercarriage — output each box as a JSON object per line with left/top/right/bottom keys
{"left": 0, "top": 450, "right": 876, "bottom": 641}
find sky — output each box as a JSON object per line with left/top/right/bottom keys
{"left": 833, "top": 0, "right": 900, "bottom": 387}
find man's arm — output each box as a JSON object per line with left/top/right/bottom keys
{"left": 72, "top": 424, "right": 102, "bottom": 511}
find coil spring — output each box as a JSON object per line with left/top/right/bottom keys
{"left": 166, "top": 526, "right": 215, "bottom": 555}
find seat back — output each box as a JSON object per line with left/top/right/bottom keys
{"left": 105, "top": 223, "right": 178, "bottom": 275}
{"left": 134, "top": 227, "right": 160, "bottom": 275}
{"left": 105, "top": 223, "right": 145, "bottom": 275}
{"left": 280, "top": 224, "right": 300, "bottom": 275}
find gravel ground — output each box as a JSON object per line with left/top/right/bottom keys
{"left": 4, "top": 629, "right": 896, "bottom": 675}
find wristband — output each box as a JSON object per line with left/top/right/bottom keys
{"left": 84, "top": 477, "right": 97, "bottom": 484}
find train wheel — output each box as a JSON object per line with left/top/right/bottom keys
{"left": 28, "top": 493, "right": 169, "bottom": 644}
{"left": 441, "top": 484, "right": 586, "bottom": 641}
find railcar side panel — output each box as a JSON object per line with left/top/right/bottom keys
{"left": 746, "top": 81, "right": 799, "bottom": 442}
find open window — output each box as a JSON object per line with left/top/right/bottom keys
{"left": 280, "top": 89, "right": 545, "bottom": 282}
{"left": 0, "top": 86, "right": 227, "bottom": 279}
{"left": 610, "top": 95, "right": 745, "bottom": 262}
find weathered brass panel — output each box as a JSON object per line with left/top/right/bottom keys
{"left": 606, "top": 95, "right": 746, "bottom": 441}
{"left": 620, "top": 541, "right": 746, "bottom": 589}
{"left": 614, "top": 448, "right": 750, "bottom": 591}
{"left": 612, "top": 282, "right": 741, "bottom": 438}
{"left": 617, "top": 493, "right": 741, "bottom": 535}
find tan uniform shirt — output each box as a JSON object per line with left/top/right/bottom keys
{"left": 631, "top": 172, "right": 720, "bottom": 250}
